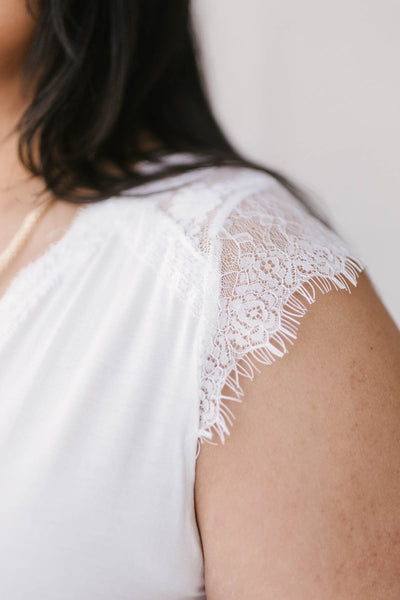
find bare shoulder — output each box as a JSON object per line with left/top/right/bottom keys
{"left": 195, "top": 270, "right": 400, "bottom": 599}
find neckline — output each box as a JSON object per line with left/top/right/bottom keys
{"left": 0, "top": 153, "right": 207, "bottom": 349}
{"left": 0, "top": 152, "right": 184, "bottom": 310}
{"left": 0, "top": 201, "right": 94, "bottom": 302}
{"left": 0, "top": 198, "right": 110, "bottom": 350}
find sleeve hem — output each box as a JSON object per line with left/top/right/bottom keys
{"left": 195, "top": 253, "right": 367, "bottom": 458}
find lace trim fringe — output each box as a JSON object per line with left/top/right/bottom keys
{"left": 196, "top": 254, "right": 366, "bottom": 458}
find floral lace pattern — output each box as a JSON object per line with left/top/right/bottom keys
{"left": 153, "top": 163, "right": 367, "bottom": 456}
{"left": 198, "top": 189, "right": 366, "bottom": 454}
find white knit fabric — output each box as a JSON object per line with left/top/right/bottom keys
{"left": 0, "top": 154, "right": 366, "bottom": 598}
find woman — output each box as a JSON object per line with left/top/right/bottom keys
{"left": 0, "top": 1, "right": 399, "bottom": 598}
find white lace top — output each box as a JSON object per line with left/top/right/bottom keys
{"left": 0, "top": 153, "right": 367, "bottom": 599}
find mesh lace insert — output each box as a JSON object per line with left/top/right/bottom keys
{"left": 153, "top": 165, "right": 367, "bottom": 456}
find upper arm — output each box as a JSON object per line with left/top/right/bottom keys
{"left": 195, "top": 270, "right": 400, "bottom": 599}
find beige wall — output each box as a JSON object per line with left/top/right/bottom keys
{"left": 193, "top": 0, "right": 400, "bottom": 327}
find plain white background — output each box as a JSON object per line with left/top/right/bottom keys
{"left": 193, "top": 0, "right": 400, "bottom": 327}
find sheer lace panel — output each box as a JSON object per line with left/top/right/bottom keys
{"left": 149, "top": 164, "right": 367, "bottom": 456}
{"left": 190, "top": 173, "right": 367, "bottom": 455}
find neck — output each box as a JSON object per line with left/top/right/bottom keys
{"left": 0, "top": 90, "right": 46, "bottom": 212}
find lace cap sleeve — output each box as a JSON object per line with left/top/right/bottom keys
{"left": 196, "top": 172, "right": 367, "bottom": 456}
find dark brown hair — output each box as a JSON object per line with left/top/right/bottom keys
{"left": 11, "top": 0, "right": 331, "bottom": 227}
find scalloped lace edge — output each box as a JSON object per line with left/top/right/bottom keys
{"left": 195, "top": 254, "right": 366, "bottom": 458}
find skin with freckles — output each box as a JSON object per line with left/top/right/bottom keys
{"left": 195, "top": 272, "right": 400, "bottom": 599}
